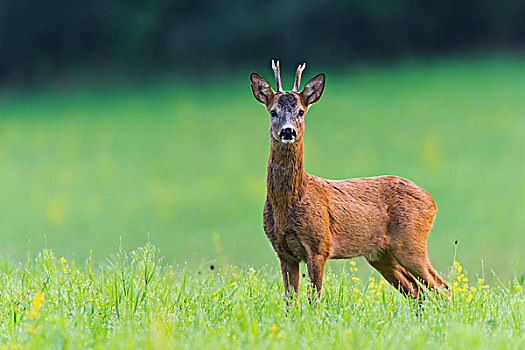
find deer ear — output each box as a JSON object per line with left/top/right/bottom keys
{"left": 300, "top": 73, "right": 325, "bottom": 106}
{"left": 250, "top": 72, "right": 275, "bottom": 106}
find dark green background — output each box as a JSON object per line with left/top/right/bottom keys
{"left": 2, "top": 1, "right": 525, "bottom": 83}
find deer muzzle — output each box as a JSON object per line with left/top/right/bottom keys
{"left": 279, "top": 127, "right": 297, "bottom": 143}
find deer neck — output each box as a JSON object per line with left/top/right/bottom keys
{"left": 267, "top": 138, "right": 306, "bottom": 211}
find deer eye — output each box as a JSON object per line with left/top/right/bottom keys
{"left": 270, "top": 110, "right": 278, "bottom": 118}
{"left": 298, "top": 110, "right": 304, "bottom": 117}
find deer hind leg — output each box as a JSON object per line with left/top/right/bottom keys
{"left": 366, "top": 251, "right": 424, "bottom": 302}
{"left": 428, "top": 265, "right": 448, "bottom": 289}
{"left": 387, "top": 207, "right": 449, "bottom": 296}
{"left": 390, "top": 240, "right": 449, "bottom": 294}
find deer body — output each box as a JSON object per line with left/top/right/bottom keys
{"left": 251, "top": 61, "right": 448, "bottom": 300}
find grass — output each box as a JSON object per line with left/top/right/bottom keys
{"left": 0, "top": 243, "right": 523, "bottom": 349}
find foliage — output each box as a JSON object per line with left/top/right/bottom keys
{"left": 2, "top": 1, "right": 525, "bottom": 82}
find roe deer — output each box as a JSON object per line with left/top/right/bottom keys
{"left": 250, "top": 60, "right": 448, "bottom": 301}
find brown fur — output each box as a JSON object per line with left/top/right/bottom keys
{"left": 251, "top": 65, "right": 448, "bottom": 301}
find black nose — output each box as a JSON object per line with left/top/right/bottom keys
{"left": 279, "top": 127, "right": 297, "bottom": 141}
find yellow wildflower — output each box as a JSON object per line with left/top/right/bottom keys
{"left": 60, "top": 257, "right": 67, "bottom": 263}
{"left": 270, "top": 324, "right": 278, "bottom": 338}
{"left": 28, "top": 291, "right": 44, "bottom": 318}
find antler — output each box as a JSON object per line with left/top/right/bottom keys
{"left": 271, "top": 60, "right": 282, "bottom": 93}
{"left": 292, "top": 63, "right": 306, "bottom": 92}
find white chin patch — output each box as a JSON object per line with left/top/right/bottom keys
{"left": 281, "top": 138, "right": 295, "bottom": 144}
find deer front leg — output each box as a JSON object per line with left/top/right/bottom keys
{"left": 306, "top": 255, "right": 327, "bottom": 298}
{"left": 280, "top": 258, "right": 299, "bottom": 298}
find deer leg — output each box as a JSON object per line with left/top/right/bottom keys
{"left": 306, "top": 255, "right": 327, "bottom": 298}
{"left": 428, "top": 265, "right": 450, "bottom": 291}
{"left": 280, "top": 258, "right": 300, "bottom": 297}
{"left": 391, "top": 245, "right": 448, "bottom": 294}
{"left": 367, "top": 251, "right": 424, "bottom": 302}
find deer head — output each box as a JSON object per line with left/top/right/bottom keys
{"left": 250, "top": 60, "right": 325, "bottom": 144}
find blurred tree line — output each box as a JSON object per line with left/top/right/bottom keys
{"left": 1, "top": 0, "right": 524, "bottom": 84}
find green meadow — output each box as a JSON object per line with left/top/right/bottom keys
{"left": 0, "top": 56, "right": 524, "bottom": 348}
{"left": 1, "top": 56, "right": 524, "bottom": 276}
{"left": 0, "top": 243, "right": 523, "bottom": 348}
